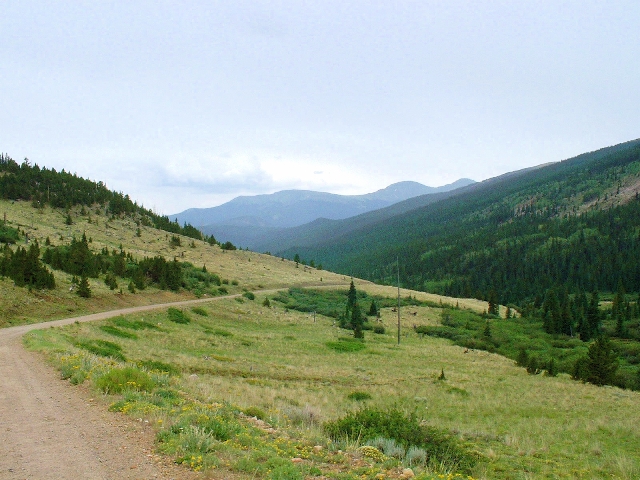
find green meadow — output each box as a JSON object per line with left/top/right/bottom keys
{"left": 25, "top": 287, "right": 640, "bottom": 479}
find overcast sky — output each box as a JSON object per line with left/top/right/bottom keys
{"left": 2, "top": 1, "right": 639, "bottom": 214}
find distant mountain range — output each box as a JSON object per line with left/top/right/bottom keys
{"left": 170, "top": 179, "right": 475, "bottom": 247}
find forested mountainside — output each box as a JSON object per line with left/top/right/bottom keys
{"left": 251, "top": 166, "right": 541, "bottom": 253}
{"left": 284, "top": 140, "right": 640, "bottom": 307}
{"left": 0, "top": 154, "right": 206, "bottom": 242}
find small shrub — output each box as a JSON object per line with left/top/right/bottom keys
{"left": 405, "top": 446, "right": 428, "bottom": 466}
{"left": 284, "top": 405, "right": 321, "bottom": 426}
{"left": 242, "top": 291, "right": 255, "bottom": 300}
{"left": 373, "top": 325, "right": 386, "bottom": 334}
{"left": 167, "top": 307, "right": 190, "bottom": 324}
{"left": 218, "top": 286, "right": 228, "bottom": 294}
{"left": 243, "top": 406, "right": 267, "bottom": 420}
{"left": 231, "top": 280, "right": 239, "bottom": 286}
{"left": 99, "top": 325, "right": 138, "bottom": 339}
{"left": 347, "top": 391, "right": 372, "bottom": 401}
{"left": 326, "top": 338, "right": 366, "bottom": 353}
{"left": 191, "top": 307, "right": 208, "bottom": 316}
{"left": 96, "top": 367, "right": 155, "bottom": 394}
{"left": 358, "top": 445, "right": 385, "bottom": 462}
{"left": 263, "top": 297, "right": 271, "bottom": 308}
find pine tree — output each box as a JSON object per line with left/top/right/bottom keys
{"left": 352, "top": 302, "right": 365, "bottom": 339}
{"left": 487, "top": 289, "right": 499, "bottom": 316}
{"left": 77, "top": 275, "right": 91, "bottom": 298}
{"left": 584, "top": 336, "right": 619, "bottom": 386}
{"left": 368, "top": 299, "right": 378, "bottom": 317}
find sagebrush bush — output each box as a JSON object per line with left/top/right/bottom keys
{"left": 324, "top": 407, "right": 477, "bottom": 473}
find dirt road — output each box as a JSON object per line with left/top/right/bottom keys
{"left": 0, "top": 297, "right": 244, "bottom": 480}
{"left": 0, "top": 285, "right": 352, "bottom": 480}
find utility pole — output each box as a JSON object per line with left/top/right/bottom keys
{"left": 397, "top": 256, "right": 401, "bottom": 345}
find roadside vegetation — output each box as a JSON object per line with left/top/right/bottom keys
{"left": 24, "top": 288, "right": 640, "bottom": 479}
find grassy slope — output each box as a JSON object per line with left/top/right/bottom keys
{"left": 0, "top": 198, "right": 347, "bottom": 326}
{"left": 25, "top": 290, "right": 640, "bottom": 479}
{"left": 5, "top": 198, "right": 640, "bottom": 479}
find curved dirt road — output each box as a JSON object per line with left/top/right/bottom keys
{"left": 0, "top": 298, "right": 236, "bottom": 480}
{"left": 0, "top": 285, "right": 349, "bottom": 479}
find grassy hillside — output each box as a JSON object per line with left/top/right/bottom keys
{"left": 0, "top": 198, "right": 349, "bottom": 326}
{"left": 24, "top": 285, "right": 640, "bottom": 479}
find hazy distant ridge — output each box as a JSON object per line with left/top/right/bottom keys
{"left": 170, "top": 179, "right": 475, "bottom": 230}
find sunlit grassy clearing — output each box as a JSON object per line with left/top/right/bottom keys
{"left": 25, "top": 290, "right": 640, "bottom": 479}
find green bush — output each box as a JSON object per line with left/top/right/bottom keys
{"left": 138, "top": 359, "right": 180, "bottom": 375}
{"left": 167, "top": 307, "right": 190, "bottom": 324}
{"left": 373, "top": 325, "right": 386, "bottom": 334}
{"left": 347, "top": 391, "right": 372, "bottom": 401}
{"left": 191, "top": 307, "right": 208, "bottom": 316}
{"left": 243, "top": 406, "right": 267, "bottom": 420}
{"left": 324, "top": 407, "right": 477, "bottom": 474}
{"left": 242, "top": 291, "right": 255, "bottom": 300}
{"left": 326, "top": 338, "right": 366, "bottom": 353}
{"left": 96, "top": 367, "right": 155, "bottom": 394}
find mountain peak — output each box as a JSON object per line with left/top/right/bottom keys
{"left": 170, "top": 179, "right": 476, "bottom": 234}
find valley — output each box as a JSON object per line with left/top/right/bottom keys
{"left": 1, "top": 146, "right": 640, "bottom": 479}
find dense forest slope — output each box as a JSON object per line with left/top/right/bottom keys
{"left": 283, "top": 139, "right": 640, "bottom": 306}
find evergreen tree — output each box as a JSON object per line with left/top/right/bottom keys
{"left": 582, "top": 291, "right": 601, "bottom": 341}
{"left": 483, "top": 320, "right": 492, "bottom": 339}
{"left": 346, "top": 280, "right": 357, "bottom": 317}
{"left": 584, "top": 336, "right": 619, "bottom": 386}
{"left": 351, "top": 302, "right": 365, "bottom": 339}
{"left": 368, "top": 299, "right": 378, "bottom": 317}
{"left": 487, "top": 289, "right": 499, "bottom": 316}
{"left": 77, "top": 275, "right": 91, "bottom": 298}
